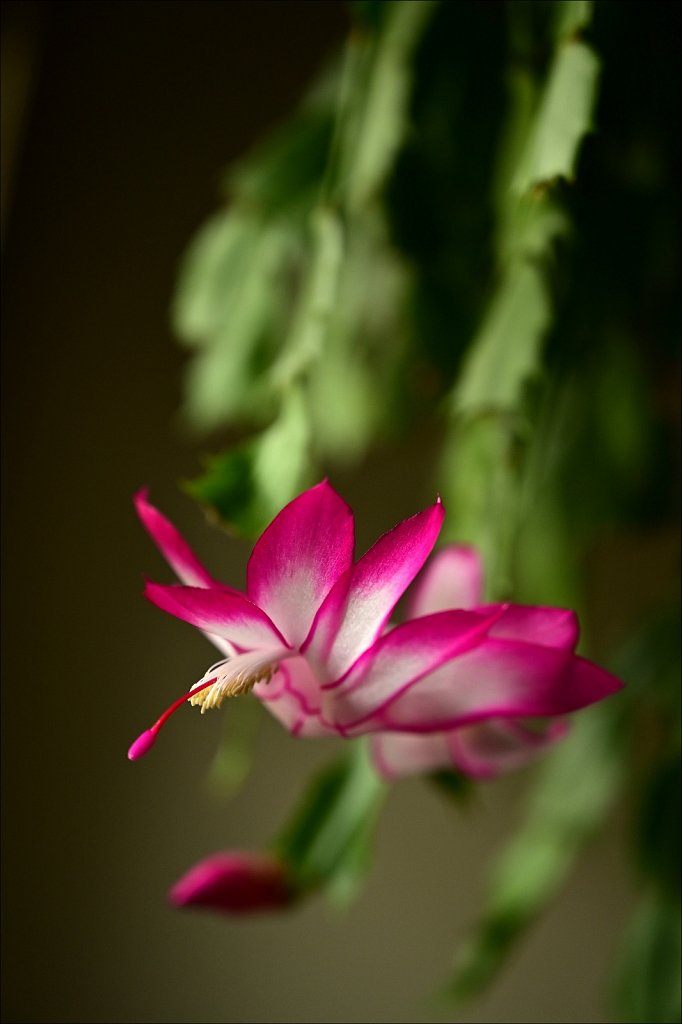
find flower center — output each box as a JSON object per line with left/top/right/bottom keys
{"left": 188, "top": 654, "right": 278, "bottom": 712}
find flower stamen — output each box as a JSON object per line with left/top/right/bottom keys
{"left": 128, "top": 650, "right": 283, "bottom": 761}
{"left": 189, "top": 659, "right": 276, "bottom": 712}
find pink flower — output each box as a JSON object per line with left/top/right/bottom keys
{"left": 369, "top": 546, "right": 609, "bottom": 780}
{"left": 129, "top": 481, "right": 496, "bottom": 756}
{"left": 169, "top": 851, "right": 294, "bottom": 914}
{"left": 129, "top": 482, "right": 621, "bottom": 761}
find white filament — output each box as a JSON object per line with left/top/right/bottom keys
{"left": 189, "top": 649, "right": 283, "bottom": 713}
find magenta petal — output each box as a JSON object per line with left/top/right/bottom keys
{"left": 134, "top": 489, "right": 220, "bottom": 588}
{"left": 246, "top": 481, "right": 355, "bottom": 648}
{"left": 144, "top": 582, "right": 289, "bottom": 650}
{"left": 304, "top": 498, "right": 445, "bottom": 681}
{"left": 554, "top": 653, "right": 624, "bottom": 712}
{"left": 365, "top": 639, "right": 622, "bottom": 734}
{"left": 169, "top": 851, "right": 295, "bottom": 914}
{"left": 408, "top": 545, "right": 484, "bottom": 616}
{"left": 482, "top": 603, "right": 579, "bottom": 651}
{"left": 326, "top": 609, "right": 496, "bottom": 731}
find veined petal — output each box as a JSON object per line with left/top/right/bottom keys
{"left": 304, "top": 498, "right": 445, "bottom": 681}
{"left": 145, "top": 582, "right": 289, "bottom": 651}
{"left": 246, "top": 481, "right": 355, "bottom": 648}
{"left": 357, "top": 639, "right": 622, "bottom": 735}
{"left": 134, "top": 489, "right": 222, "bottom": 589}
{"left": 483, "top": 604, "right": 579, "bottom": 651}
{"left": 255, "top": 658, "right": 337, "bottom": 737}
{"left": 408, "top": 545, "right": 484, "bottom": 616}
{"left": 324, "top": 609, "right": 497, "bottom": 731}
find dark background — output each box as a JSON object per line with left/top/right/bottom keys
{"left": 2, "top": 3, "right": 640, "bottom": 1021}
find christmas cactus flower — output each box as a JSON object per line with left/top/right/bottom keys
{"left": 129, "top": 481, "right": 498, "bottom": 757}
{"left": 369, "top": 546, "right": 612, "bottom": 780}
{"left": 128, "top": 482, "right": 621, "bottom": 761}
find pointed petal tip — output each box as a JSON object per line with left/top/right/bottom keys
{"left": 309, "top": 477, "right": 353, "bottom": 513}
{"left": 431, "top": 496, "right": 446, "bottom": 527}
{"left": 568, "top": 656, "right": 625, "bottom": 708}
{"left": 143, "top": 579, "right": 160, "bottom": 602}
{"left": 133, "top": 487, "right": 154, "bottom": 518}
{"left": 134, "top": 490, "right": 220, "bottom": 589}
{"left": 601, "top": 666, "right": 626, "bottom": 697}
{"left": 304, "top": 478, "right": 336, "bottom": 499}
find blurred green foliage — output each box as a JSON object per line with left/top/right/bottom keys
{"left": 274, "top": 738, "right": 387, "bottom": 908}
{"left": 171, "top": 1, "right": 680, "bottom": 1019}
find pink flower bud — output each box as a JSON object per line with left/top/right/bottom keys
{"left": 169, "top": 851, "right": 295, "bottom": 915}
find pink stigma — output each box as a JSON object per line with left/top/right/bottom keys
{"left": 127, "top": 676, "right": 217, "bottom": 761}
{"left": 128, "top": 730, "right": 156, "bottom": 761}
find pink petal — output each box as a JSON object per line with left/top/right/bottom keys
{"left": 134, "top": 489, "right": 220, "bottom": 588}
{"left": 145, "top": 582, "right": 289, "bottom": 651}
{"left": 371, "top": 732, "right": 454, "bottom": 779}
{"left": 359, "top": 640, "right": 622, "bottom": 734}
{"left": 303, "top": 498, "right": 445, "bottom": 681}
{"left": 483, "top": 604, "right": 579, "bottom": 651}
{"left": 448, "top": 718, "right": 570, "bottom": 778}
{"left": 254, "top": 657, "right": 337, "bottom": 737}
{"left": 408, "top": 545, "right": 484, "bottom": 616}
{"left": 246, "top": 481, "right": 355, "bottom": 648}
{"left": 325, "top": 609, "right": 498, "bottom": 731}
{"left": 169, "top": 851, "right": 294, "bottom": 914}
{"left": 370, "top": 718, "right": 569, "bottom": 780}
{"left": 407, "top": 548, "right": 579, "bottom": 650}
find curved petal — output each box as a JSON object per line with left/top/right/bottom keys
{"left": 255, "top": 658, "right": 337, "bottom": 737}
{"left": 408, "top": 545, "right": 484, "bottom": 616}
{"left": 370, "top": 719, "right": 569, "bottom": 780}
{"left": 145, "top": 583, "right": 289, "bottom": 651}
{"left": 246, "top": 480, "right": 355, "bottom": 648}
{"left": 134, "top": 489, "right": 222, "bottom": 589}
{"left": 482, "top": 604, "right": 579, "bottom": 651}
{"left": 371, "top": 732, "right": 454, "bottom": 780}
{"left": 407, "top": 549, "right": 579, "bottom": 651}
{"left": 303, "top": 498, "right": 445, "bottom": 681}
{"left": 324, "top": 609, "right": 498, "bottom": 731}
{"left": 448, "top": 718, "right": 570, "bottom": 778}
{"left": 347, "top": 640, "right": 622, "bottom": 735}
